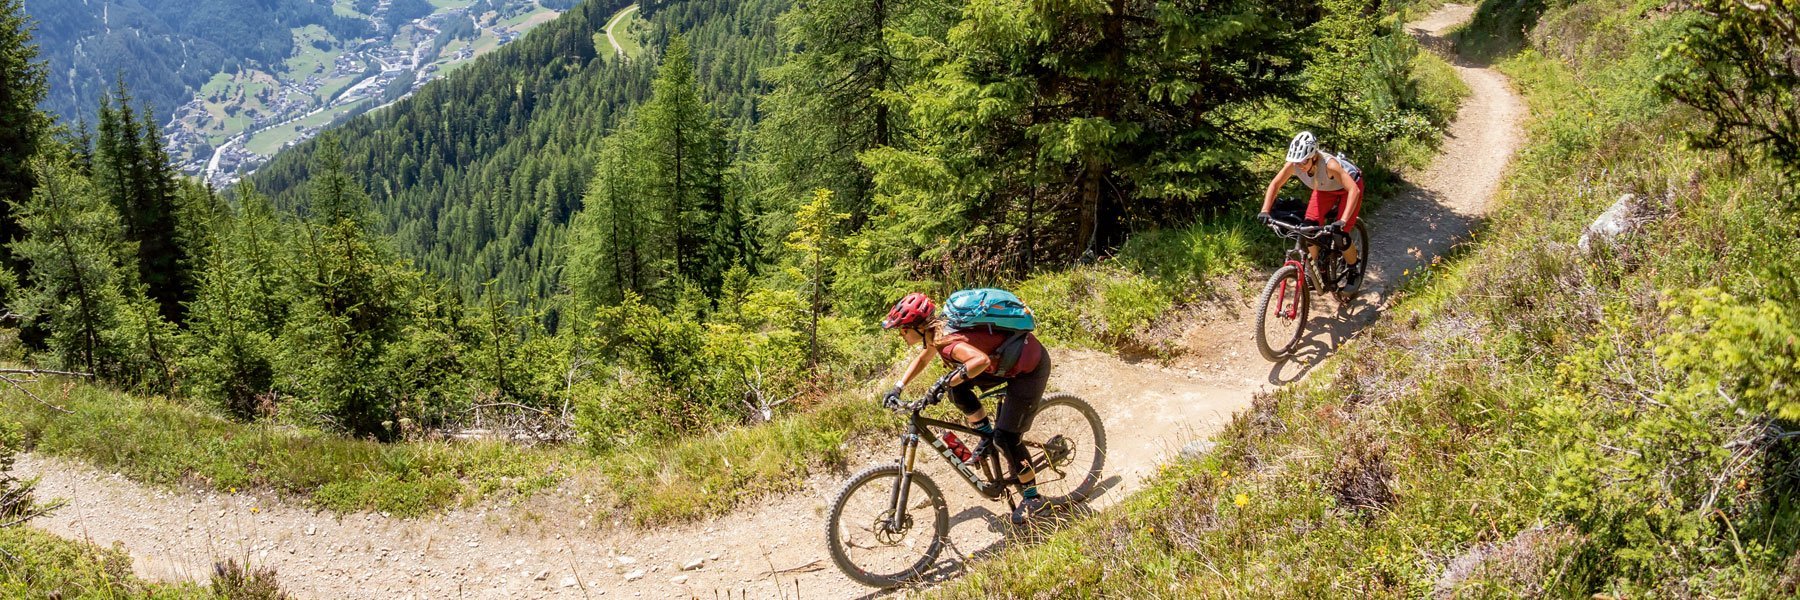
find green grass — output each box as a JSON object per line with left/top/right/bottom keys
{"left": 2, "top": 373, "right": 899, "bottom": 524}
{"left": 940, "top": 0, "right": 1800, "bottom": 596}
{"left": 3, "top": 381, "right": 567, "bottom": 517}
{"left": 0, "top": 527, "right": 214, "bottom": 598}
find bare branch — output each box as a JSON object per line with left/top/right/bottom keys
{"left": 1, "top": 375, "right": 73, "bottom": 414}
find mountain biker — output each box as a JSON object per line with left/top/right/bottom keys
{"left": 1257, "top": 131, "right": 1365, "bottom": 289}
{"left": 880, "top": 292, "right": 1052, "bottom": 525}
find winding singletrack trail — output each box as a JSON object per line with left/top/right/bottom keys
{"left": 17, "top": 5, "right": 1521, "bottom": 598}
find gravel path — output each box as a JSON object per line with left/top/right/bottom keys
{"left": 18, "top": 5, "right": 1523, "bottom": 598}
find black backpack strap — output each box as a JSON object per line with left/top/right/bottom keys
{"left": 993, "top": 331, "right": 1030, "bottom": 376}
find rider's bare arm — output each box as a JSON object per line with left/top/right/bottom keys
{"left": 1327, "top": 158, "right": 1362, "bottom": 227}
{"left": 1261, "top": 162, "right": 1297, "bottom": 214}
{"left": 945, "top": 343, "right": 990, "bottom": 386}
{"left": 893, "top": 343, "right": 937, "bottom": 390}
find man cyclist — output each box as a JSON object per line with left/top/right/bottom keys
{"left": 1257, "top": 131, "right": 1365, "bottom": 289}
{"left": 879, "top": 292, "right": 1053, "bottom": 525}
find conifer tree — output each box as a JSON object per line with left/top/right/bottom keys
{"left": 0, "top": 0, "right": 47, "bottom": 274}
{"left": 638, "top": 35, "right": 734, "bottom": 298}
{"left": 785, "top": 189, "right": 847, "bottom": 370}
{"left": 94, "top": 83, "right": 195, "bottom": 324}
{"left": 9, "top": 150, "right": 163, "bottom": 383}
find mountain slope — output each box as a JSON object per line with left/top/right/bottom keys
{"left": 248, "top": 0, "right": 784, "bottom": 305}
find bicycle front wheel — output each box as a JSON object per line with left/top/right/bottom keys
{"left": 1255, "top": 264, "right": 1310, "bottom": 361}
{"left": 1024, "top": 393, "right": 1106, "bottom": 505}
{"left": 825, "top": 464, "right": 949, "bottom": 588}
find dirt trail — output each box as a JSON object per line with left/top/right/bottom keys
{"left": 603, "top": 4, "right": 639, "bottom": 58}
{"left": 19, "top": 5, "right": 1520, "bottom": 599}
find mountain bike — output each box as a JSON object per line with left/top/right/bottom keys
{"left": 1254, "top": 208, "right": 1369, "bottom": 361}
{"left": 825, "top": 367, "right": 1106, "bottom": 588}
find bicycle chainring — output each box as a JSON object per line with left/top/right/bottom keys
{"left": 1044, "top": 435, "right": 1074, "bottom": 469}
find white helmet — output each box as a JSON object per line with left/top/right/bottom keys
{"left": 1285, "top": 131, "right": 1318, "bottom": 163}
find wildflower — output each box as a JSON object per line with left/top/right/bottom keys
{"left": 1234, "top": 493, "right": 1249, "bottom": 507}
{"left": 251, "top": 506, "right": 260, "bottom": 514}
{"left": 1219, "top": 469, "right": 1229, "bottom": 479}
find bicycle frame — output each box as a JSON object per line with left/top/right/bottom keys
{"left": 884, "top": 387, "right": 1056, "bottom": 532}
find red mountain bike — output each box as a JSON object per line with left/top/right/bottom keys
{"left": 1254, "top": 212, "right": 1369, "bottom": 361}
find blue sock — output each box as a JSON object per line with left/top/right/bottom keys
{"left": 972, "top": 418, "right": 994, "bottom": 435}
{"left": 1022, "top": 486, "right": 1040, "bottom": 499}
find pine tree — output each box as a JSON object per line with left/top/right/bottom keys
{"left": 784, "top": 189, "right": 847, "bottom": 371}
{"left": 9, "top": 149, "right": 165, "bottom": 384}
{"left": 0, "top": 0, "right": 47, "bottom": 274}
{"left": 754, "top": 0, "right": 950, "bottom": 230}
{"left": 281, "top": 137, "right": 409, "bottom": 439}
{"left": 93, "top": 83, "right": 195, "bottom": 324}
{"left": 637, "top": 35, "right": 734, "bottom": 298}
{"left": 855, "top": 0, "right": 1315, "bottom": 289}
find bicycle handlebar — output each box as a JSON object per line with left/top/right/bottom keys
{"left": 1265, "top": 218, "right": 1330, "bottom": 239}
{"left": 889, "top": 366, "right": 967, "bottom": 414}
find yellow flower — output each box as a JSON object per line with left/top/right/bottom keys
{"left": 1234, "top": 493, "right": 1249, "bottom": 507}
{"left": 229, "top": 487, "right": 237, "bottom": 494}
{"left": 251, "top": 507, "right": 260, "bottom": 514}
{"left": 1219, "top": 469, "right": 1229, "bottom": 479}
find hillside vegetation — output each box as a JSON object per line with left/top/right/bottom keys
{"left": 943, "top": 0, "right": 1800, "bottom": 596}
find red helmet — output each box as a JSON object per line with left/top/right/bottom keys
{"left": 882, "top": 293, "right": 935, "bottom": 330}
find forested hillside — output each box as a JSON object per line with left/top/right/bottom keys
{"left": 21, "top": 0, "right": 371, "bottom": 126}
{"left": 250, "top": 0, "right": 786, "bottom": 305}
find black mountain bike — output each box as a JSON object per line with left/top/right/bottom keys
{"left": 825, "top": 367, "right": 1106, "bottom": 588}
{"left": 1254, "top": 208, "right": 1369, "bottom": 361}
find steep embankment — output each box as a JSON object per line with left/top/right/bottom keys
{"left": 18, "top": 4, "right": 1521, "bottom": 598}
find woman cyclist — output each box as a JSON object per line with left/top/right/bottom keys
{"left": 1257, "top": 131, "right": 1366, "bottom": 289}
{"left": 879, "top": 292, "right": 1052, "bottom": 525}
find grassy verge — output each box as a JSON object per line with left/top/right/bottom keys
{"left": 3, "top": 375, "right": 895, "bottom": 524}
{"left": 942, "top": 0, "right": 1800, "bottom": 597}
{"left": 0, "top": 527, "right": 214, "bottom": 598}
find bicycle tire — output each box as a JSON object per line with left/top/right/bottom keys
{"left": 1335, "top": 223, "right": 1371, "bottom": 304}
{"left": 1254, "top": 264, "right": 1310, "bottom": 361}
{"left": 1024, "top": 393, "right": 1106, "bottom": 505}
{"left": 825, "top": 464, "right": 949, "bottom": 588}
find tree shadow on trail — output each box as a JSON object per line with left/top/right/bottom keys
{"left": 1264, "top": 185, "right": 1483, "bottom": 385}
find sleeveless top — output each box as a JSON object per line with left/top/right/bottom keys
{"left": 936, "top": 329, "right": 1044, "bottom": 378}
{"left": 1293, "top": 153, "right": 1361, "bottom": 192}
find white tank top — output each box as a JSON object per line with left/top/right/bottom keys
{"left": 1294, "top": 153, "right": 1360, "bottom": 192}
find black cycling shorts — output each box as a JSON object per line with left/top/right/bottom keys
{"left": 949, "top": 350, "right": 1052, "bottom": 433}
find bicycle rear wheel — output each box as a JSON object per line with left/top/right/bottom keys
{"left": 1023, "top": 393, "right": 1106, "bottom": 504}
{"left": 825, "top": 464, "right": 949, "bottom": 588}
{"left": 1334, "top": 223, "right": 1371, "bottom": 304}
{"left": 1255, "top": 264, "right": 1310, "bottom": 361}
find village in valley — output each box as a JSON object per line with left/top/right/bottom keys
{"left": 163, "top": 0, "right": 566, "bottom": 188}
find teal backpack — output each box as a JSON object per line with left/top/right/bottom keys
{"left": 943, "top": 288, "right": 1038, "bottom": 375}
{"left": 943, "top": 288, "right": 1037, "bottom": 332}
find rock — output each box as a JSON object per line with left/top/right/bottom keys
{"left": 671, "top": 575, "right": 689, "bottom": 585}
{"left": 305, "top": 525, "right": 317, "bottom": 536}
{"left": 514, "top": 558, "right": 526, "bottom": 566}
{"left": 534, "top": 570, "right": 549, "bottom": 581}
{"left": 615, "top": 555, "right": 637, "bottom": 566}
{"left": 1577, "top": 193, "right": 1637, "bottom": 254}
{"left": 467, "top": 542, "right": 479, "bottom": 548}
{"left": 680, "top": 558, "right": 703, "bottom": 571}
{"left": 1179, "top": 440, "right": 1216, "bottom": 461}
{"left": 622, "top": 569, "right": 645, "bottom": 582}
{"left": 560, "top": 576, "right": 579, "bottom": 588}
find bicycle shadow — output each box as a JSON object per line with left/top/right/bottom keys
{"left": 1263, "top": 185, "right": 1482, "bottom": 384}
{"left": 863, "top": 474, "right": 1122, "bottom": 596}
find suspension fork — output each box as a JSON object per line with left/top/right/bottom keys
{"left": 887, "top": 425, "right": 920, "bottom": 531}
{"left": 1278, "top": 254, "right": 1307, "bottom": 318}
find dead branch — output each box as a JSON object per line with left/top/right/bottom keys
{"left": 0, "top": 373, "right": 74, "bottom": 414}
{"left": 0, "top": 368, "right": 92, "bottom": 377}
{"left": 0, "top": 498, "right": 66, "bottom": 529}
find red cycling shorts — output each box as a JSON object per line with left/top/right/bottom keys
{"left": 1305, "top": 177, "right": 1365, "bottom": 229}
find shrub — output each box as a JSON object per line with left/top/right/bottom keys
{"left": 211, "top": 559, "right": 292, "bottom": 600}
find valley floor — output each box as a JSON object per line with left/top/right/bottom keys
{"left": 16, "top": 4, "right": 1523, "bottom": 598}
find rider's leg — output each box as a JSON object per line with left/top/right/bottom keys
{"left": 1342, "top": 178, "right": 1366, "bottom": 266}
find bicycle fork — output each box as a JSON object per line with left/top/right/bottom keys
{"left": 1278, "top": 257, "right": 1306, "bottom": 318}
{"left": 887, "top": 434, "right": 920, "bottom": 533}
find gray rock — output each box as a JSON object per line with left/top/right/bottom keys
{"left": 560, "top": 576, "right": 579, "bottom": 588}
{"left": 1578, "top": 194, "right": 1637, "bottom": 253}
{"left": 1179, "top": 440, "right": 1217, "bottom": 461}
{"left": 671, "top": 575, "right": 689, "bottom": 584}
{"left": 680, "top": 558, "right": 704, "bottom": 571}
{"left": 622, "top": 569, "right": 645, "bottom": 582}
